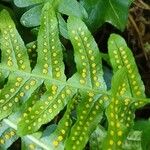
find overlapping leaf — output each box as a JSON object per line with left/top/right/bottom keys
{"left": 14, "top": 0, "right": 87, "bottom": 32}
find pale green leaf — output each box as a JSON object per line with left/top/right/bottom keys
{"left": 14, "top": 0, "right": 45, "bottom": 7}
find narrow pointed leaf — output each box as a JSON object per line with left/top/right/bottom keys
{"left": 46, "top": 93, "right": 80, "bottom": 149}
{"left": 0, "top": 10, "right": 31, "bottom": 72}
{"left": 33, "top": 3, "right": 66, "bottom": 81}
{"left": 18, "top": 83, "right": 76, "bottom": 135}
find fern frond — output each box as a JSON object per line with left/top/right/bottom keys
{"left": 65, "top": 93, "right": 107, "bottom": 150}
{"left": 0, "top": 88, "right": 51, "bottom": 150}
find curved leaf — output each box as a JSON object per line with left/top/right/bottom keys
{"left": 20, "top": 4, "right": 43, "bottom": 27}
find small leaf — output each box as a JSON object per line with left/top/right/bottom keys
{"left": 0, "top": 127, "right": 18, "bottom": 149}
{"left": 57, "top": 14, "right": 69, "bottom": 39}
{"left": 0, "top": 74, "right": 43, "bottom": 120}
{"left": 123, "top": 130, "right": 142, "bottom": 150}
{"left": 89, "top": 125, "right": 106, "bottom": 150}
{"left": 18, "top": 83, "right": 76, "bottom": 135}
{"left": 47, "top": 93, "right": 80, "bottom": 149}
{"left": 58, "top": 0, "right": 87, "bottom": 18}
{"left": 20, "top": 4, "right": 43, "bottom": 27}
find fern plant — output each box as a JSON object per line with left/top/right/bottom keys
{"left": 0, "top": 2, "right": 149, "bottom": 150}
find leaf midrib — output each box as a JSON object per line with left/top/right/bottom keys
{"left": 0, "top": 65, "right": 106, "bottom": 94}
{"left": 108, "top": 0, "right": 121, "bottom": 27}
{"left": 113, "top": 41, "right": 134, "bottom": 97}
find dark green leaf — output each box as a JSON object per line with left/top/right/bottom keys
{"left": 80, "top": 0, "right": 133, "bottom": 32}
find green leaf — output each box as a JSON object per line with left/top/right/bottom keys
{"left": 57, "top": 14, "right": 69, "bottom": 39}
{"left": 2, "top": 118, "right": 52, "bottom": 150}
{"left": 103, "top": 69, "right": 136, "bottom": 150}
{"left": 14, "top": 0, "right": 45, "bottom": 7}
{"left": 62, "top": 15, "right": 109, "bottom": 150}
{"left": 32, "top": 3, "right": 66, "bottom": 81}
{"left": 102, "top": 68, "right": 149, "bottom": 150}
{"left": 67, "top": 16, "right": 106, "bottom": 90}
{"left": 108, "top": 34, "right": 146, "bottom": 98}
{"left": 65, "top": 93, "right": 107, "bottom": 150}
{"left": 17, "top": 3, "right": 76, "bottom": 135}
{"left": 80, "top": 0, "right": 132, "bottom": 32}
{"left": 0, "top": 10, "right": 31, "bottom": 72}
{"left": 58, "top": 0, "right": 87, "bottom": 18}
{"left": 45, "top": 93, "right": 80, "bottom": 149}
{"left": 0, "top": 88, "right": 51, "bottom": 150}
{"left": 20, "top": 4, "right": 43, "bottom": 27}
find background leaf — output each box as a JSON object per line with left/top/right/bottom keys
{"left": 80, "top": 0, "right": 133, "bottom": 32}
{"left": 133, "top": 120, "right": 150, "bottom": 150}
